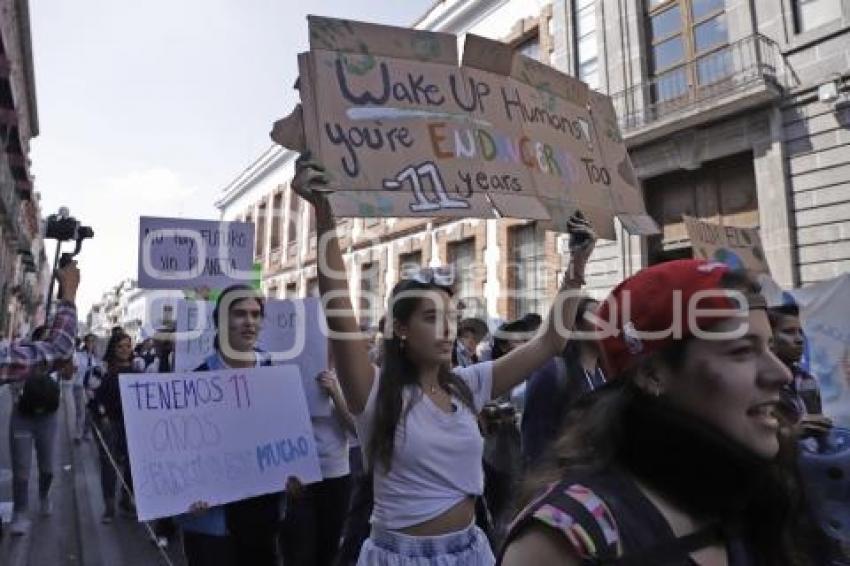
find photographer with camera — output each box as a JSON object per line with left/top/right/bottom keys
{"left": 0, "top": 262, "right": 80, "bottom": 383}
{"left": 1, "top": 207, "right": 89, "bottom": 384}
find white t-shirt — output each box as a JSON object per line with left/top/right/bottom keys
{"left": 133, "top": 354, "right": 161, "bottom": 373}
{"left": 312, "top": 415, "right": 350, "bottom": 479}
{"left": 73, "top": 351, "right": 101, "bottom": 387}
{"left": 355, "top": 361, "right": 494, "bottom": 530}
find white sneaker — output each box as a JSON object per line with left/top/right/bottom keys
{"left": 39, "top": 497, "right": 52, "bottom": 517}
{"left": 10, "top": 515, "right": 31, "bottom": 536}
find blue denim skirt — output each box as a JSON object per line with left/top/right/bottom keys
{"left": 357, "top": 523, "right": 495, "bottom": 566}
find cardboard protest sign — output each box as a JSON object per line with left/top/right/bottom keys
{"left": 277, "top": 16, "right": 658, "bottom": 240}
{"left": 683, "top": 215, "right": 769, "bottom": 274}
{"left": 174, "top": 298, "right": 332, "bottom": 417}
{"left": 119, "top": 365, "right": 322, "bottom": 521}
{"left": 138, "top": 217, "right": 255, "bottom": 291}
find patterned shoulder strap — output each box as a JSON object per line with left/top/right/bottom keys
{"left": 500, "top": 480, "right": 620, "bottom": 564}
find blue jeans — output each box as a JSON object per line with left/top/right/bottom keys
{"left": 9, "top": 407, "right": 58, "bottom": 513}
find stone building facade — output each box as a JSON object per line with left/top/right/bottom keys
{"left": 85, "top": 279, "right": 179, "bottom": 340}
{"left": 0, "top": 0, "right": 48, "bottom": 338}
{"left": 216, "top": 0, "right": 850, "bottom": 326}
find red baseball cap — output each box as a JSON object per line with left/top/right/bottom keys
{"left": 595, "top": 259, "right": 750, "bottom": 377}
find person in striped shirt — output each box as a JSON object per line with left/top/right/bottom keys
{"left": 0, "top": 262, "right": 79, "bottom": 383}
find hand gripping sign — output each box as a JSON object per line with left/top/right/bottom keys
{"left": 119, "top": 365, "right": 321, "bottom": 521}
{"left": 273, "top": 16, "right": 659, "bottom": 240}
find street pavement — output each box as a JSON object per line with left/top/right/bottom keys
{"left": 0, "top": 384, "right": 187, "bottom": 566}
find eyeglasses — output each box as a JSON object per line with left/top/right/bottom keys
{"left": 407, "top": 266, "right": 455, "bottom": 287}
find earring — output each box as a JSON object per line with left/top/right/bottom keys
{"left": 400, "top": 336, "right": 407, "bottom": 352}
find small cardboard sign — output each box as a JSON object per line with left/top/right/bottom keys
{"left": 275, "top": 16, "right": 658, "bottom": 240}
{"left": 173, "top": 298, "right": 332, "bottom": 417}
{"left": 119, "top": 366, "right": 322, "bottom": 521}
{"left": 683, "top": 215, "right": 769, "bottom": 274}
{"left": 138, "top": 217, "right": 256, "bottom": 291}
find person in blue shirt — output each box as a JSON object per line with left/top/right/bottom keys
{"left": 521, "top": 297, "right": 604, "bottom": 469}
{"left": 767, "top": 300, "right": 828, "bottom": 431}
{"left": 177, "top": 285, "right": 281, "bottom": 566}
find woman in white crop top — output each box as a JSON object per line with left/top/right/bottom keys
{"left": 290, "top": 156, "right": 595, "bottom": 566}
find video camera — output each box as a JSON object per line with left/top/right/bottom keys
{"left": 46, "top": 212, "right": 94, "bottom": 242}
{"left": 45, "top": 208, "right": 94, "bottom": 268}
{"left": 44, "top": 207, "right": 94, "bottom": 315}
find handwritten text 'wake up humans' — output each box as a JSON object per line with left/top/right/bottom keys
{"left": 324, "top": 59, "right": 600, "bottom": 179}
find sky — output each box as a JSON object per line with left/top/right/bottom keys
{"left": 29, "top": 0, "right": 434, "bottom": 316}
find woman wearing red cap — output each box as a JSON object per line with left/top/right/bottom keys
{"left": 501, "top": 260, "right": 825, "bottom": 565}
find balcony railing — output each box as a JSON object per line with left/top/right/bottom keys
{"left": 611, "top": 34, "right": 783, "bottom": 134}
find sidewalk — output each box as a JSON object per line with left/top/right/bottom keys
{"left": 0, "top": 384, "right": 186, "bottom": 566}
{"left": 0, "top": 384, "right": 82, "bottom": 565}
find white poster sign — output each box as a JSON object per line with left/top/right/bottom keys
{"left": 137, "top": 216, "right": 255, "bottom": 290}
{"left": 119, "top": 366, "right": 322, "bottom": 521}
{"left": 174, "top": 298, "right": 331, "bottom": 417}
{"left": 791, "top": 273, "right": 850, "bottom": 427}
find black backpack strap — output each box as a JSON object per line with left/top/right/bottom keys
{"left": 610, "top": 523, "right": 721, "bottom": 565}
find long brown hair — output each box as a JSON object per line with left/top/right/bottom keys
{"left": 518, "top": 272, "right": 820, "bottom": 565}
{"left": 103, "top": 331, "right": 132, "bottom": 374}
{"left": 368, "top": 279, "right": 476, "bottom": 472}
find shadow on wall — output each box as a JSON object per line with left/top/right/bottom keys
{"left": 836, "top": 101, "right": 850, "bottom": 129}
{"left": 784, "top": 105, "right": 814, "bottom": 155}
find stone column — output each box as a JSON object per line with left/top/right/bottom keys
{"left": 752, "top": 106, "right": 796, "bottom": 288}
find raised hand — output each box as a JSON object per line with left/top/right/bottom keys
{"left": 187, "top": 501, "right": 210, "bottom": 515}
{"left": 564, "top": 211, "right": 597, "bottom": 287}
{"left": 57, "top": 260, "right": 81, "bottom": 302}
{"left": 292, "top": 152, "right": 334, "bottom": 208}
{"left": 286, "top": 476, "right": 304, "bottom": 499}
{"left": 317, "top": 370, "right": 343, "bottom": 403}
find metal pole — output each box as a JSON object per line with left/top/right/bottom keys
{"left": 44, "top": 241, "right": 62, "bottom": 319}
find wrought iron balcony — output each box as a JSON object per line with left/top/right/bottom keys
{"left": 611, "top": 34, "right": 784, "bottom": 142}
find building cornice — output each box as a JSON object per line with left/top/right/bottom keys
{"left": 214, "top": 145, "right": 296, "bottom": 212}
{"left": 414, "top": 0, "right": 508, "bottom": 33}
